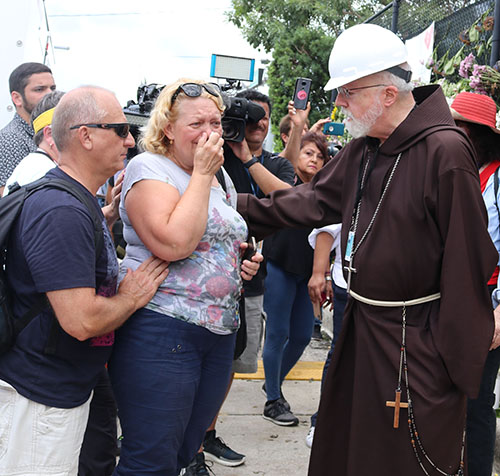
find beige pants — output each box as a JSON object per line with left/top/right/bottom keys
{"left": 0, "top": 379, "right": 91, "bottom": 476}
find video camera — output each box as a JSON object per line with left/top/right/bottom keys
{"left": 222, "top": 97, "right": 265, "bottom": 143}
{"left": 123, "top": 83, "right": 265, "bottom": 144}
{"left": 327, "top": 144, "right": 341, "bottom": 159}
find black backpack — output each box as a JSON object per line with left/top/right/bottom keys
{"left": 0, "top": 177, "right": 104, "bottom": 355}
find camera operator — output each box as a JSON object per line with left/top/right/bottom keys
{"left": 223, "top": 90, "right": 294, "bottom": 195}
{"left": 188, "top": 90, "right": 295, "bottom": 474}
{"left": 225, "top": 89, "right": 295, "bottom": 375}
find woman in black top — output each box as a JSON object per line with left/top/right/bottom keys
{"left": 262, "top": 132, "right": 329, "bottom": 426}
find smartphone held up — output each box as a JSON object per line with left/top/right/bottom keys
{"left": 323, "top": 121, "right": 345, "bottom": 136}
{"left": 293, "top": 77, "right": 312, "bottom": 110}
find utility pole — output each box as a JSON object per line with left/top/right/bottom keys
{"left": 391, "top": 0, "right": 401, "bottom": 33}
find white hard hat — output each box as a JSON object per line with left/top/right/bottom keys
{"left": 324, "top": 24, "right": 409, "bottom": 91}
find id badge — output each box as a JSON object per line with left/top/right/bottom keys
{"left": 345, "top": 231, "right": 355, "bottom": 262}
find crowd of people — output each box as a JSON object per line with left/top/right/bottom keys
{"left": 0, "top": 21, "right": 500, "bottom": 476}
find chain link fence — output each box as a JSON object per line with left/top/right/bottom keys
{"left": 367, "top": 0, "right": 495, "bottom": 65}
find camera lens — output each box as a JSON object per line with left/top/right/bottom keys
{"left": 327, "top": 144, "right": 340, "bottom": 158}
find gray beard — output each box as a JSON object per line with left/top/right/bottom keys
{"left": 342, "top": 99, "right": 383, "bottom": 139}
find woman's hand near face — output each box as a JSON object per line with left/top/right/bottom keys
{"left": 193, "top": 131, "right": 224, "bottom": 178}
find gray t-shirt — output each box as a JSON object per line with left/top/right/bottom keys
{"left": 120, "top": 151, "right": 248, "bottom": 334}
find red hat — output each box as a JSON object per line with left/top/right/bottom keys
{"left": 450, "top": 91, "right": 500, "bottom": 134}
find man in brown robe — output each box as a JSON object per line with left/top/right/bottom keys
{"left": 237, "top": 24, "right": 498, "bottom": 476}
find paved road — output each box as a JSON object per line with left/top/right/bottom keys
{"left": 209, "top": 336, "right": 331, "bottom": 476}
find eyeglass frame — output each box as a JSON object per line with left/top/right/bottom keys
{"left": 336, "top": 84, "right": 388, "bottom": 99}
{"left": 170, "top": 82, "right": 222, "bottom": 107}
{"left": 69, "top": 122, "right": 131, "bottom": 138}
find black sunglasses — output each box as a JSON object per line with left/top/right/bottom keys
{"left": 171, "top": 82, "right": 221, "bottom": 107}
{"left": 69, "top": 123, "right": 130, "bottom": 138}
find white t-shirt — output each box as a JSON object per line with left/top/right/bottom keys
{"left": 308, "top": 224, "right": 347, "bottom": 289}
{"left": 2, "top": 149, "right": 56, "bottom": 196}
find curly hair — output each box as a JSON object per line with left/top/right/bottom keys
{"left": 140, "top": 79, "right": 225, "bottom": 157}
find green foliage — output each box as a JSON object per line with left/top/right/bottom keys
{"left": 430, "top": 9, "right": 494, "bottom": 82}
{"left": 267, "top": 28, "right": 334, "bottom": 150}
{"left": 227, "top": 0, "right": 478, "bottom": 150}
{"left": 429, "top": 8, "right": 500, "bottom": 106}
{"left": 227, "top": 0, "right": 387, "bottom": 151}
{"left": 226, "top": 0, "right": 382, "bottom": 52}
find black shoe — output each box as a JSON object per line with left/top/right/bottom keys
{"left": 203, "top": 430, "right": 245, "bottom": 467}
{"left": 263, "top": 398, "right": 299, "bottom": 426}
{"left": 261, "top": 383, "right": 291, "bottom": 411}
{"left": 182, "top": 452, "right": 214, "bottom": 476}
{"left": 312, "top": 323, "right": 323, "bottom": 340}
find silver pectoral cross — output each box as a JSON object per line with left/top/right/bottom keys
{"left": 344, "top": 263, "right": 357, "bottom": 293}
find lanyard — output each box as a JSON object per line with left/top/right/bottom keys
{"left": 351, "top": 144, "right": 380, "bottom": 226}
{"left": 344, "top": 147, "right": 402, "bottom": 275}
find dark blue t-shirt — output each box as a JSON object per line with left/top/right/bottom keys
{"left": 0, "top": 168, "right": 118, "bottom": 408}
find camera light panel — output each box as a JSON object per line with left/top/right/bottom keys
{"left": 210, "top": 54, "right": 255, "bottom": 82}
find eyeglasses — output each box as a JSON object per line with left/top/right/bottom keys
{"left": 171, "top": 82, "right": 221, "bottom": 107}
{"left": 69, "top": 123, "right": 130, "bottom": 138}
{"left": 336, "top": 84, "right": 387, "bottom": 99}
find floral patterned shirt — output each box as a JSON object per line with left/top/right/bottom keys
{"left": 0, "top": 113, "right": 37, "bottom": 186}
{"left": 119, "top": 152, "right": 248, "bottom": 334}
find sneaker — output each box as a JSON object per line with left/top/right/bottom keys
{"left": 183, "top": 452, "right": 214, "bottom": 476}
{"left": 261, "top": 383, "right": 291, "bottom": 411}
{"left": 262, "top": 398, "right": 299, "bottom": 426}
{"left": 203, "top": 430, "right": 245, "bottom": 467}
{"left": 312, "top": 324, "right": 323, "bottom": 340}
{"left": 305, "top": 426, "right": 315, "bottom": 448}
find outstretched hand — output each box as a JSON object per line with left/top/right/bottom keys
{"left": 118, "top": 256, "right": 170, "bottom": 310}
{"left": 310, "top": 117, "right": 332, "bottom": 135}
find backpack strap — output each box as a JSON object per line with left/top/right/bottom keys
{"left": 215, "top": 168, "right": 228, "bottom": 194}
{"left": 10, "top": 177, "right": 104, "bottom": 354}
{"left": 31, "top": 178, "right": 104, "bottom": 258}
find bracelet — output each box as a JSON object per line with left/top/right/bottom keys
{"left": 243, "top": 156, "right": 259, "bottom": 169}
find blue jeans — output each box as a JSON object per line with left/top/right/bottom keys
{"left": 108, "top": 308, "right": 235, "bottom": 476}
{"left": 466, "top": 343, "right": 500, "bottom": 476}
{"left": 263, "top": 260, "right": 315, "bottom": 401}
{"left": 311, "top": 283, "right": 347, "bottom": 427}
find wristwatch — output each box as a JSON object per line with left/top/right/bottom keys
{"left": 243, "top": 156, "right": 259, "bottom": 169}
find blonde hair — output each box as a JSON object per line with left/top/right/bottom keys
{"left": 140, "top": 78, "right": 225, "bottom": 157}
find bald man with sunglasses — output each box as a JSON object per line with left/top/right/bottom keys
{"left": 0, "top": 86, "right": 170, "bottom": 476}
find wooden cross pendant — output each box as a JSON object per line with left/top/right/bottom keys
{"left": 386, "top": 390, "right": 408, "bottom": 428}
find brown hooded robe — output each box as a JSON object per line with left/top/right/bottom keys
{"left": 237, "top": 85, "right": 497, "bottom": 476}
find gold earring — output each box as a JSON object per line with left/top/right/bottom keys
{"left": 169, "top": 139, "right": 173, "bottom": 145}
